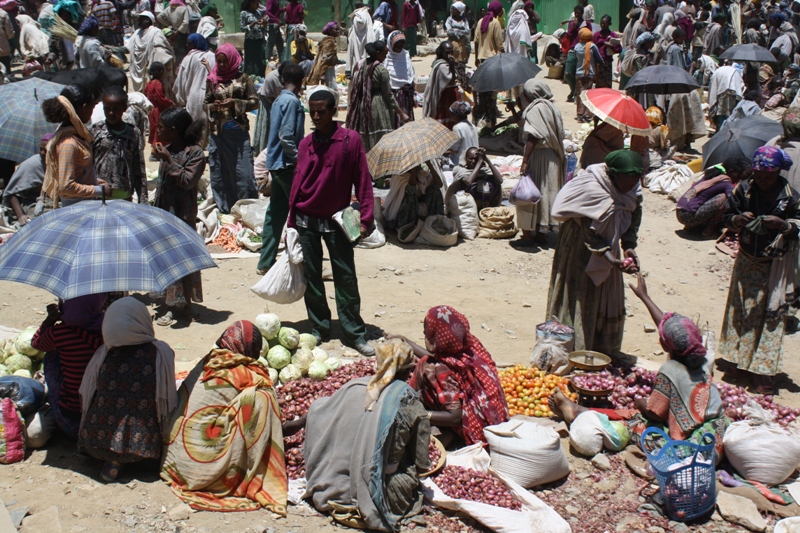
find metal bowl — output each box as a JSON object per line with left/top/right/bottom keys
{"left": 568, "top": 350, "right": 611, "bottom": 371}
{"left": 570, "top": 375, "right": 614, "bottom": 397}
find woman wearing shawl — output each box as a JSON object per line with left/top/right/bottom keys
{"left": 78, "top": 297, "right": 177, "bottom": 482}
{"left": 622, "top": 31, "right": 654, "bottom": 93}
{"left": 574, "top": 27, "right": 603, "bottom": 123}
{"left": 174, "top": 33, "right": 214, "bottom": 128}
{"left": 17, "top": 14, "right": 49, "bottom": 64}
{"left": 304, "top": 339, "right": 430, "bottom": 531}
{"left": 422, "top": 41, "right": 458, "bottom": 129}
{"left": 347, "top": 4, "right": 374, "bottom": 77}
{"left": 550, "top": 274, "right": 729, "bottom": 458}
{"left": 767, "top": 108, "right": 800, "bottom": 190}
{"left": 161, "top": 321, "right": 287, "bottom": 512}
{"left": 580, "top": 121, "right": 625, "bottom": 168}
{"left": 31, "top": 294, "right": 105, "bottom": 438}
{"left": 307, "top": 21, "right": 340, "bottom": 88}
{"left": 719, "top": 146, "right": 800, "bottom": 394}
{"left": 76, "top": 15, "right": 105, "bottom": 68}
{"left": 389, "top": 306, "right": 508, "bottom": 447}
{"left": 593, "top": 15, "right": 621, "bottom": 88}
{"left": 504, "top": 5, "right": 532, "bottom": 57}
{"left": 127, "top": 12, "right": 174, "bottom": 93}
{"left": 473, "top": 1, "right": 503, "bottom": 127}
{"left": 547, "top": 150, "right": 644, "bottom": 354}
{"left": 703, "top": 12, "right": 725, "bottom": 57}
{"left": 204, "top": 43, "right": 258, "bottom": 214}
{"left": 385, "top": 31, "right": 415, "bottom": 125}
{"left": 708, "top": 64, "right": 746, "bottom": 129}
{"left": 197, "top": 4, "right": 220, "bottom": 50}
{"left": 346, "top": 40, "right": 408, "bottom": 152}
{"left": 515, "top": 79, "right": 565, "bottom": 246}
{"left": 445, "top": 2, "right": 470, "bottom": 63}
{"left": 676, "top": 157, "right": 752, "bottom": 234}
{"left": 41, "top": 84, "right": 111, "bottom": 208}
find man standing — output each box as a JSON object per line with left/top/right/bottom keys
{"left": 257, "top": 63, "right": 306, "bottom": 274}
{"left": 92, "top": 0, "right": 123, "bottom": 46}
{"left": 666, "top": 27, "right": 690, "bottom": 70}
{"left": 157, "top": 0, "right": 189, "bottom": 64}
{"left": 287, "top": 90, "right": 376, "bottom": 357}
{"left": 283, "top": 0, "right": 304, "bottom": 63}
{"left": 265, "top": 0, "right": 284, "bottom": 61}
{"left": 402, "top": 0, "right": 422, "bottom": 57}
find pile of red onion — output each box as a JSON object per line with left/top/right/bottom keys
{"left": 572, "top": 370, "right": 616, "bottom": 392}
{"left": 714, "top": 382, "right": 799, "bottom": 426}
{"left": 609, "top": 367, "right": 656, "bottom": 409}
{"left": 434, "top": 466, "right": 521, "bottom": 510}
{"left": 284, "top": 429, "right": 306, "bottom": 480}
{"left": 428, "top": 438, "right": 442, "bottom": 467}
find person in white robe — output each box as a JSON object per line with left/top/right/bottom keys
{"left": 174, "top": 32, "right": 215, "bottom": 126}
{"left": 127, "top": 12, "right": 173, "bottom": 93}
{"left": 347, "top": 5, "right": 374, "bottom": 76}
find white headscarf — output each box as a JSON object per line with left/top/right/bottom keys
{"left": 384, "top": 30, "right": 415, "bottom": 89}
{"left": 452, "top": 1, "right": 466, "bottom": 13}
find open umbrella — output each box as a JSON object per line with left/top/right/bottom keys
{"left": 367, "top": 118, "right": 460, "bottom": 178}
{"left": 583, "top": 88, "right": 651, "bottom": 135}
{"left": 625, "top": 65, "right": 701, "bottom": 94}
{"left": 468, "top": 53, "right": 542, "bottom": 93}
{"left": 719, "top": 44, "right": 776, "bottom": 63}
{"left": 0, "top": 200, "right": 217, "bottom": 300}
{"left": 702, "top": 115, "right": 783, "bottom": 169}
{"left": 0, "top": 78, "right": 62, "bottom": 163}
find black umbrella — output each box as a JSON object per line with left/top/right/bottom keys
{"left": 719, "top": 44, "right": 776, "bottom": 63}
{"left": 625, "top": 65, "right": 700, "bottom": 94}
{"left": 702, "top": 115, "right": 783, "bottom": 169}
{"left": 468, "top": 53, "right": 542, "bottom": 93}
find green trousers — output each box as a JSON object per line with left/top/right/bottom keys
{"left": 405, "top": 26, "right": 418, "bottom": 57}
{"left": 565, "top": 49, "right": 577, "bottom": 98}
{"left": 297, "top": 224, "right": 367, "bottom": 347}
{"left": 257, "top": 167, "right": 294, "bottom": 271}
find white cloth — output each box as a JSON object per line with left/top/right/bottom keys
{"left": 17, "top": 15, "right": 49, "bottom": 59}
{"left": 695, "top": 54, "right": 718, "bottom": 86}
{"left": 505, "top": 9, "right": 532, "bottom": 55}
{"left": 174, "top": 48, "right": 215, "bottom": 123}
{"left": 127, "top": 25, "right": 172, "bottom": 92}
{"left": 79, "top": 297, "right": 177, "bottom": 435}
{"left": 347, "top": 7, "right": 373, "bottom": 73}
{"left": 708, "top": 65, "right": 745, "bottom": 108}
{"left": 78, "top": 36, "right": 104, "bottom": 68}
{"left": 450, "top": 120, "right": 479, "bottom": 167}
{"left": 197, "top": 15, "right": 218, "bottom": 46}
{"left": 384, "top": 48, "right": 414, "bottom": 89}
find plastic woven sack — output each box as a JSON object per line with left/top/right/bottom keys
{"left": 0, "top": 398, "right": 24, "bottom": 464}
{"left": 484, "top": 420, "right": 570, "bottom": 488}
{"left": 447, "top": 191, "right": 479, "bottom": 240}
{"left": 416, "top": 215, "right": 458, "bottom": 247}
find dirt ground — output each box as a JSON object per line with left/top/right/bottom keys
{"left": 0, "top": 39, "right": 797, "bottom": 533}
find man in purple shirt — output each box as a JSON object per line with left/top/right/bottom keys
{"left": 265, "top": 0, "right": 284, "bottom": 61}
{"left": 288, "top": 89, "right": 376, "bottom": 357}
{"left": 402, "top": 0, "right": 423, "bottom": 56}
{"left": 283, "top": 0, "right": 305, "bottom": 62}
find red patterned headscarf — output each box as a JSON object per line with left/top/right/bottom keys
{"left": 658, "top": 312, "right": 705, "bottom": 358}
{"left": 216, "top": 320, "right": 262, "bottom": 360}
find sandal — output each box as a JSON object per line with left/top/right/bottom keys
{"left": 753, "top": 375, "right": 775, "bottom": 395}
{"left": 156, "top": 311, "right": 175, "bottom": 327}
{"left": 100, "top": 461, "right": 122, "bottom": 483}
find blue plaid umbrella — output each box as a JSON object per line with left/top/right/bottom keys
{"left": 0, "top": 78, "right": 63, "bottom": 163}
{"left": 0, "top": 200, "right": 217, "bottom": 300}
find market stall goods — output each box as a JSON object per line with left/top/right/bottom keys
{"left": 433, "top": 466, "right": 522, "bottom": 510}
{"left": 499, "top": 366, "right": 575, "bottom": 417}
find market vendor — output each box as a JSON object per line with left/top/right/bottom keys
{"left": 304, "top": 339, "right": 431, "bottom": 531}
{"left": 450, "top": 147, "right": 503, "bottom": 210}
{"left": 382, "top": 162, "right": 445, "bottom": 231}
{"left": 549, "top": 272, "right": 729, "bottom": 459}
{"left": 388, "top": 305, "right": 509, "bottom": 447}
{"left": 1, "top": 134, "right": 51, "bottom": 226}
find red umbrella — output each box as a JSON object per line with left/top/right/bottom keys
{"left": 583, "top": 88, "right": 651, "bottom": 136}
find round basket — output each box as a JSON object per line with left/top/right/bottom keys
{"left": 420, "top": 436, "right": 446, "bottom": 478}
{"left": 568, "top": 350, "right": 611, "bottom": 371}
{"left": 570, "top": 375, "right": 614, "bottom": 397}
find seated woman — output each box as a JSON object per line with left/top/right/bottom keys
{"left": 78, "top": 297, "right": 177, "bottom": 482}
{"left": 161, "top": 321, "right": 287, "bottom": 513}
{"left": 304, "top": 339, "right": 430, "bottom": 531}
{"left": 383, "top": 163, "right": 445, "bottom": 230}
{"left": 630, "top": 106, "right": 674, "bottom": 172}
{"left": 450, "top": 147, "right": 503, "bottom": 210}
{"left": 550, "top": 273, "right": 729, "bottom": 459}
{"left": 2, "top": 134, "right": 51, "bottom": 226}
{"left": 766, "top": 64, "right": 800, "bottom": 109}
{"left": 580, "top": 120, "right": 625, "bottom": 169}
{"left": 31, "top": 294, "right": 105, "bottom": 438}
{"left": 389, "top": 305, "right": 509, "bottom": 446}
{"left": 676, "top": 157, "right": 752, "bottom": 236}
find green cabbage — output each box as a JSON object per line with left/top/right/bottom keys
{"left": 268, "top": 367, "right": 279, "bottom": 385}
{"left": 0, "top": 340, "right": 12, "bottom": 363}
{"left": 14, "top": 327, "right": 39, "bottom": 357}
{"left": 308, "top": 361, "right": 329, "bottom": 380}
{"left": 266, "top": 345, "right": 292, "bottom": 370}
{"left": 254, "top": 313, "right": 281, "bottom": 340}
{"left": 278, "top": 327, "right": 300, "bottom": 350}
{"left": 5, "top": 354, "right": 32, "bottom": 374}
{"left": 298, "top": 333, "right": 317, "bottom": 350}
{"left": 258, "top": 356, "right": 269, "bottom": 367}
{"left": 279, "top": 364, "right": 302, "bottom": 383}
{"left": 13, "top": 369, "right": 32, "bottom": 378}
{"left": 312, "top": 347, "right": 328, "bottom": 362}
{"left": 291, "top": 347, "right": 313, "bottom": 373}
{"left": 324, "top": 357, "right": 342, "bottom": 371}
{"left": 0, "top": 364, "right": 8, "bottom": 377}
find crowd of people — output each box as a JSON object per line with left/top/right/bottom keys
{"left": 2, "top": 0, "right": 800, "bottom": 528}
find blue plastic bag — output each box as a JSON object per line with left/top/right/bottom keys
{"left": 0, "top": 377, "right": 46, "bottom": 417}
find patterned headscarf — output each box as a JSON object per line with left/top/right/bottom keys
{"left": 752, "top": 146, "right": 794, "bottom": 172}
{"left": 646, "top": 105, "right": 665, "bottom": 126}
{"left": 365, "top": 339, "right": 415, "bottom": 410}
{"left": 606, "top": 149, "right": 644, "bottom": 175}
{"left": 187, "top": 32, "right": 208, "bottom": 51}
{"left": 782, "top": 107, "right": 800, "bottom": 138}
{"left": 635, "top": 31, "right": 655, "bottom": 48}
{"left": 77, "top": 15, "right": 98, "bottom": 35}
{"left": 481, "top": 0, "right": 503, "bottom": 33}
{"left": 389, "top": 29, "right": 405, "bottom": 49}
{"left": 216, "top": 320, "right": 262, "bottom": 360}
{"left": 322, "top": 21, "right": 339, "bottom": 35}
{"left": 207, "top": 43, "right": 242, "bottom": 88}
{"left": 452, "top": 1, "right": 466, "bottom": 13}
{"left": 292, "top": 23, "right": 307, "bottom": 37}
{"left": 449, "top": 100, "right": 472, "bottom": 116}
{"left": 658, "top": 312, "right": 706, "bottom": 358}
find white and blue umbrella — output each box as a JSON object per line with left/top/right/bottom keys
{"left": 0, "top": 78, "right": 62, "bottom": 163}
{"left": 0, "top": 200, "right": 217, "bottom": 300}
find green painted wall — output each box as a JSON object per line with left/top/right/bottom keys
{"left": 218, "top": 0, "right": 334, "bottom": 38}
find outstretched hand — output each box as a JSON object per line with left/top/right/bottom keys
{"left": 628, "top": 272, "right": 648, "bottom": 300}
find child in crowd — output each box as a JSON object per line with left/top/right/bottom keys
{"left": 143, "top": 61, "right": 176, "bottom": 158}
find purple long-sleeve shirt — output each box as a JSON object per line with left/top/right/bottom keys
{"left": 265, "top": 0, "right": 282, "bottom": 24}
{"left": 677, "top": 178, "right": 735, "bottom": 213}
{"left": 288, "top": 124, "right": 375, "bottom": 230}
{"left": 285, "top": 2, "right": 304, "bottom": 24}
{"left": 402, "top": 1, "right": 422, "bottom": 29}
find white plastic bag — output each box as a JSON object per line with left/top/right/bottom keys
{"left": 723, "top": 402, "right": 800, "bottom": 485}
{"left": 356, "top": 220, "right": 386, "bottom": 249}
{"left": 251, "top": 228, "right": 307, "bottom": 304}
{"left": 484, "top": 420, "right": 570, "bottom": 488}
{"left": 775, "top": 517, "right": 800, "bottom": 533}
{"left": 415, "top": 215, "right": 458, "bottom": 247}
{"left": 530, "top": 319, "right": 575, "bottom": 376}
{"left": 422, "top": 444, "right": 571, "bottom": 533}
{"left": 447, "top": 191, "right": 479, "bottom": 240}
{"left": 231, "top": 197, "right": 270, "bottom": 232}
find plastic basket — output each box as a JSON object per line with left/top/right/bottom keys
{"left": 640, "top": 427, "right": 716, "bottom": 522}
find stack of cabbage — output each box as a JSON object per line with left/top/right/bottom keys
{"left": 0, "top": 327, "right": 45, "bottom": 378}
{"left": 253, "top": 314, "right": 342, "bottom": 385}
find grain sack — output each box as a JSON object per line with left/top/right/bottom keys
{"left": 484, "top": 420, "right": 570, "bottom": 488}
{"left": 447, "top": 191, "right": 479, "bottom": 240}
{"left": 478, "top": 207, "right": 518, "bottom": 239}
{"left": 416, "top": 215, "right": 458, "bottom": 247}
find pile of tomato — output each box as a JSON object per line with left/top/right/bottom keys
{"left": 499, "top": 365, "right": 577, "bottom": 417}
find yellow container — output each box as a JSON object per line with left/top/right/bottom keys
{"left": 687, "top": 158, "right": 703, "bottom": 173}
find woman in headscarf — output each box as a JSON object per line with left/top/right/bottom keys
{"left": 549, "top": 273, "right": 729, "bottom": 459}
{"left": 505, "top": 3, "right": 532, "bottom": 57}
{"left": 593, "top": 15, "right": 620, "bottom": 88}
{"left": 31, "top": 294, "right": 106, "bottom": 438}
{"left": 289, "top": 24, "right": 316, "bottom": 75}
{"left": 128, "top": 12, "right": 173, "bottom": 93}
{"left": 389, "top": 306, "right": 508, "bottom": 447}
{"left": 346, "top": 40, "right": 409, "bottom": 152}
{"left": 767, "top": 107, "right": 800, "bottom": 190}
{"left": 629, "top": 105, "right": 668, "bottom": 172}
{"left": 515, "top": 79, "right": 565, "bottom": 246}
{"left": 652, "top": 11, "right": 675, "bottom": 63}
{"left": 76, "top": 15, "right": 105, "bottom": 68}
{"left": 673, "top": 10, "right": 694, "bottom": 42}
{"left": 708, "top": 63, "right": 746, "bottom": 130}
{"left": 719, "top": 146, "right": 800, "bottom": 394}
{"left": 78, "top": 297, "right": 177, "bottom": 482}
{"left": 347, "top": 3, "right": 374, "bottom": 77}
{"left": 174, "top": 33, "right": 214, "bottom": 129}
{"left": 307, "top": 21, "right": 340, "bottom": 89}
{"left": 574, "top": 27, "right": 603, "bottom": 123}
{"left": 197, "top": 4, "right": 220, "bottom": 51}
{"left": 385, "top": 31, "right": 415, "bottom": 126}
{"left": 472, "top": 1, "right": 503, "bottom": 127}
{"left": 304, "top": 339, "right": 430, "bottom": 531}
{"left": 622, "top": 31, "right": 655, "bottom": 95}
{"left": 445, "top": 2, "right": 470, "bottom": 64}
{"left": 239, "top": 0, "right": 265, "bottom": 76}
{"left": 546, "top": 149, "right": 644, "bottom": 354}
{"left": 204, "top": 43, "right": 258, "bottom": 214}
{"left": 161, "top": 320, "right": 288, "bottom": 512}
{"left": 384, "top": 162, "right": 444, "bottom": 230}
{"left": 580, "top": 120, "right": 625, "bottom": 168}
{"left": 422, "top": 41, "right": 458, "bottom": 129}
